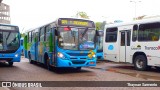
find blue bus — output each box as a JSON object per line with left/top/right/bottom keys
{"left": 0, "top": 24, "right": 21, "bottom": 66}
{"left": 24, "top": 18, "right": 97, "bottom": 70}
{"left": 97, "top": 30, "right": 103, "bottom": 60}
{"left": 20, "top": 37, "right": 24, "bottom": 55}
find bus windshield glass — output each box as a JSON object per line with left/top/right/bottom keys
{"left": 97, "top": 36, "right": 103, "bottom": 51}
{"left": 58, "top": 27, "right": 95, "bottom": 50}
{"left": 97, "top": 31, "right": 103, "bottom": 51}
{"left": 0, "top": 29, "right": 19, "bottom": 53}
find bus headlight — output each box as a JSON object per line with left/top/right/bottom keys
{"left": 57, "top": 52, "right": 64, "bottom": 58}
{"left": 92, "top": 54, "right": 96, "bottom": 58}
{"left": 15, "top": 54, "right": 18, "bottom": 57}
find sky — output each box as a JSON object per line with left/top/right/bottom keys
{"left": 3, "top": 0, "right": 160, "bottom": 33}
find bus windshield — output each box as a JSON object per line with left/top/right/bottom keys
{"left": 58, "top": 27, "right": 95, "bottom": 50}
{"left": 0, "top": 30, "right": 19, "bottom": 53}
{"left": 97, "top": 31, "right": 103, "bottom": 51}
{"left": 97, "top": 36, "right": 103, "bottom": 51}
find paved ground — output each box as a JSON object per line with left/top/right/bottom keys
{"left": 0, "top": 56, "right": 160, "bottom": 90}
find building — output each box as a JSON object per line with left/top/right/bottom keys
{"left": 0, "top": 2, "right": 11, "bottom": 24}
{"left": 0, "top": 0, "right": 2, "bottom": 3}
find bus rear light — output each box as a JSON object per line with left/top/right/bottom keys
{"left": 64, "top": 27, "right": 71, "bottom": 31}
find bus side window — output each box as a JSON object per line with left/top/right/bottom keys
{"left": 28, "top": 32, "right": 32, "bottom": 43}
{"left": 132, "top": 25, "right": 138, "bottom": 41}
{"left": 138, "top": 23, "right": 160, "bottom": 41}
{"left": 32, "top": 30, "right": 35, "bottom": 43}
{"left": 105, "top": 27, "right": 118, "bottom": 42}
{"left": 45, "top": 25, "right": 50, "bottom": 41}
{"left": 40, "top": 27, "right": 45, "bottom": 42}
{"left": 38, "top": 28, "right": 40, "bottom": 42}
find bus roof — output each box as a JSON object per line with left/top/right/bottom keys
{"left": 25, "top": 17, "right": 95, "bottom": 33}
{"left": 105, "top": 17, "right": 160, "bottom": 29}
{"left": 0, "top": 23, "right": 18, "bottom": 27}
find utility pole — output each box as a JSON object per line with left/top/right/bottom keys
{"left": 130, "top": 0, "right": 141, "bottom": 19}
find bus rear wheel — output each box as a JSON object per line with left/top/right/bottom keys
{"left": 134, "top": 55, "right": 147, "bottom": 71}
{"left": 8, "top": 62, "right": 13, "bottom": 66}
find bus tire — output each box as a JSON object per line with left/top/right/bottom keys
{"left": 8, "top": 62, "right": 13, "bottom": 66}
{"left": 134, "top": 55, "right": 147, "bottom": 71}
{"left": 28, "top": 52, "right": 33, "bottom": 64}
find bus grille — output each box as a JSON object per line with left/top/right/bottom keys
{"left": 72, "top": 61, "right": 86, "bottom": 64}
{"left": 67, "top": 53, "right": 88, "bottom": 56}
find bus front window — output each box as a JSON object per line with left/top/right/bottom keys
{"left": 97, "top": 36, "right": 103, "bottom": 51}
{"left": 0, "top": 31, "right": 19, "bottom": 52}
{"left": 79, "top": 28, "right": 95, "bottom": 50}
{"left": 58, "top": 27, "right": 95, "bottom": 50}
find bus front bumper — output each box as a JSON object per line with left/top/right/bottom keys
{"left": 0, "top": 53, "right": 21, "bottom": 62}
{"left": 56, "top": 58, "right": 96, "bottom": 67}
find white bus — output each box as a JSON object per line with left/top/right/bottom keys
{"left": 103, "top": 18, "right": 160, "bottom": 71}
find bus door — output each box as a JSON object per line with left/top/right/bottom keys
{"left": 38, "top": 27, "right": 45, "bottom": 63}
{"left": 35, "top": 30, "right": 39, "bottom": 61}
{"left": 119, "top": 29, "right": 131, "bottom": 62}
{"left": 30, "top": 30, "right": 36, "bottom": 60}
{"left": 51, "top": 28, "right": 56, "bottom": 65}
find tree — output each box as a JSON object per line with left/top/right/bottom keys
{"left": 134, "top": 15, "right": 146, "bottom": 20}
{"left": 100, "top": 21, "right": 106, "bottom": 30}
{"left": 95, "top": 22, "right": 102, "bottom": 30}
{"left": 76, "top": 12, "right": 89, "bottom": 19}
{"left": 21, "top": 33, "right": 25, "bottom": 38}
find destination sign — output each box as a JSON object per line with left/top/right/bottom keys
{"left": 58, "top": 18, "right": 95, "bottom": 28}
{"left": 0, "top": 25, "right": 17, "bottom": 30}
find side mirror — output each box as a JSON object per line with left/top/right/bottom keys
{"left": 96, "top": 30, "right": 99, "bottom": 36}
{"left": 55, "top": 28, "right": 59, "bottom": 36}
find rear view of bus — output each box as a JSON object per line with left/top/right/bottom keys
{"left": 0, "top": 24, "right": 21, "bottom": 66}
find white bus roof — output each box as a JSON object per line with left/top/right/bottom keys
{"left": 105, "top": 17, "right": 160, "bottom": 29}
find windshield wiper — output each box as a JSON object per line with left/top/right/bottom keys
{"left": 82, "top": 27, "right": 88, "bottom": 37}
{"left": 81, "top": 27, "right": 88, "bottom": 39}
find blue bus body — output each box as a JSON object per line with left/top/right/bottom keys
{"left": 20, "top": 38, "right": 24, "bottom": 55}
{"left": 24, "top": 18, "right": 97, "bottom": 70}
{"left": 0, "top": 24, "right": 21, "bottom": 66}
{"left": 97, "top": 30, "right": 103, "bottom": 60}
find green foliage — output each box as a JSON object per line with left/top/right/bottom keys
{"left": 95, "top": 21, "right": 106, "bottom": 30}
{"left": 96, "top": 22, "right": 102, "bottom": 30}
{"left": 76, "top": 11, "right": 89, "bottom": 19}
{"left": 21, "top": 33, "right": 25, "bottom": 37}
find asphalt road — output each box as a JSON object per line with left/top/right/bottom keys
{"left": 0, "top": 57, "right": 160, "bottom": 90}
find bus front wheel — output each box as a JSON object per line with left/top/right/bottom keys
{"left": 8, "top": 62, "right": 13, "bottom": 66}
{"left": 134, "top": 55, "right": 147, "bottom": 71}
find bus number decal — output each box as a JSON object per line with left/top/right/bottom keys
{"left": 108, "top": 45, "right": 114, "bottom": 50}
